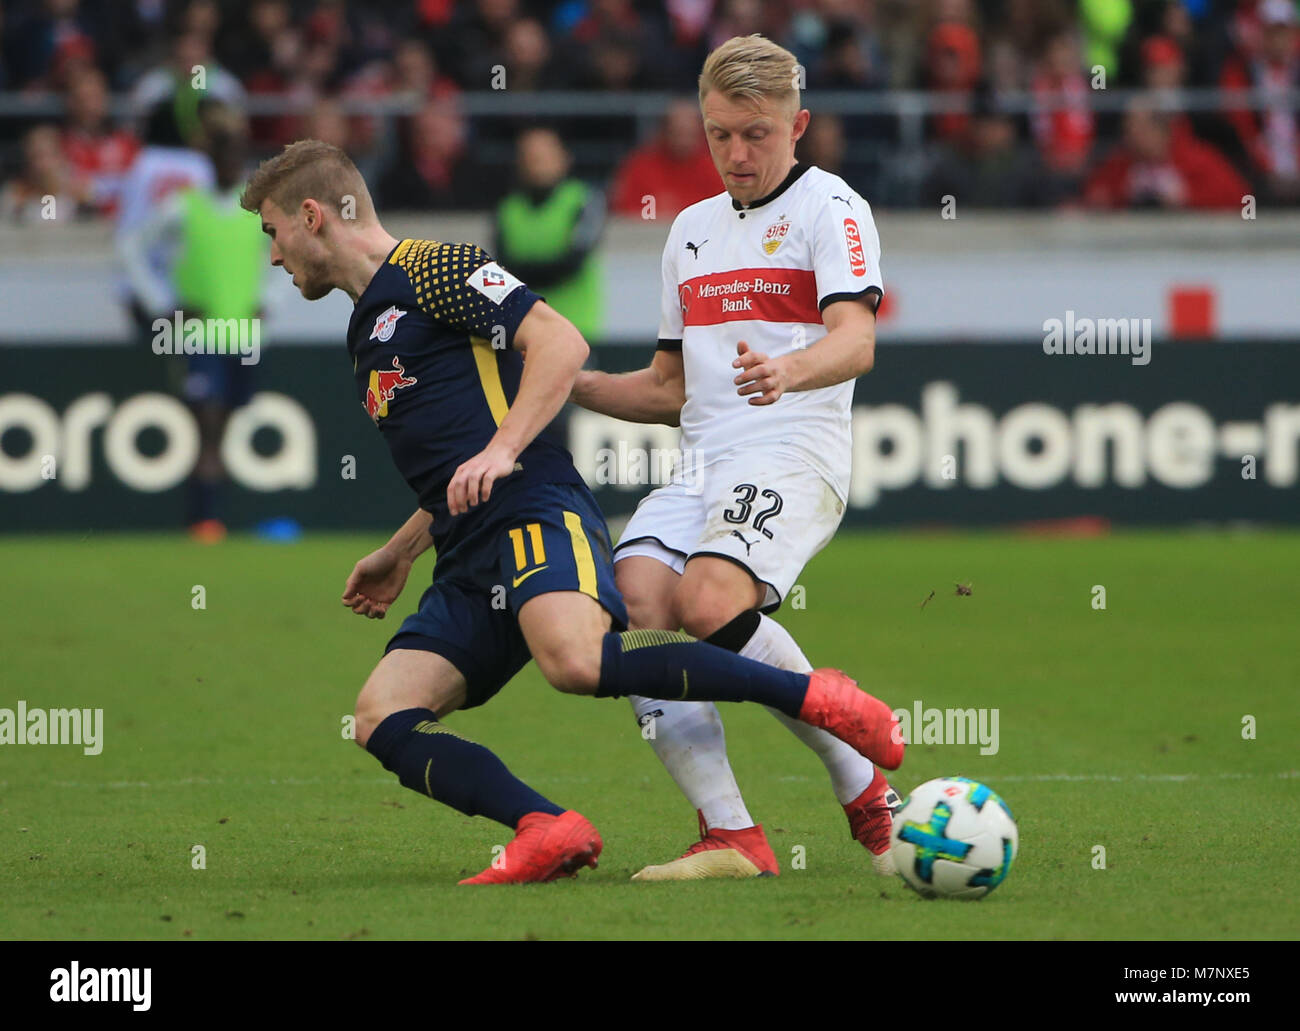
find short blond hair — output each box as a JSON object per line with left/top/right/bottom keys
{"left": 240, "top": 139, "right": 374, "bottom": 221}
{"left": 698, "top": 34, "right": 800, "bottom": 114}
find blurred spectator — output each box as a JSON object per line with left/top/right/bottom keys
{"left": 131, "top": 29, "right": 246, "bottom": 115}
{"left": 389, "top": 39, "right": 459, "bottom": 103}
{"left": 300, "top": 97, "right": 351, "bottom": 151}
{"left": 1, "top": 0, "right": 97, "bottom": 92}
{"left": 499, "top": 19, "right": 562, "bottom": 92}
{"left": 570, "top": 0, "right": 675, "bottom": 90}
{"left": 924, "top": 95, "right": 1053, "bottom": 208}
{"left": 926, "top": 21, "right": 981, "bottom": 143}
{"left": 1220, "top": 0, "right": 1300, "bottom": 202}
{"left": 122, "top": 103, "right": 269, "bottom": 541}
{"left": 798, "top": 112, "right": 847, "bottom": 176}
{"left": 1083, "top": 99, "right": 1249, "bottom": 210}
{"left": 493, "top": 127, "right": 605, "bottom": 340}
{"left": 440, "top": 0, "right": 521, "bottom": 87}
{"left": 1078, "top": 0, "right": 1133, "bottom": 80}
{"left": 609, "top": 98, "right": 719, "bottom": 218}
{"left": 0, "top": 123, "right": 91, "bottom": 223}
{"left": 114, "top": 96, "right": 215, "bottom": 333}
{"left": 377, "top": 98, "right": 504, "bottom": 210}
{"left": 1030, "top": 30, "right": 1096, "bottom": 184}
{"left": 60, "top": 65, "right": 140, "bottom": 217}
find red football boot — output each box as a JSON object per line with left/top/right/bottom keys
{"left": 798, "top": 669, "right": 905, "bottom": 770}
{"left": 844, "top": 769, "right": 903, "bottom": 876}
{"left": 459, "top": 810, "right": 602, "bottom": 885}
{"left": 632, "top": 811, "right": 779, "bottom": 881}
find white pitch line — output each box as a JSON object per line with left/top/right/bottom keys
{"left": 4, "top": 770, "right": 1295, "bottom": 790}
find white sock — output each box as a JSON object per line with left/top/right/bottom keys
{"left": 740, "top": 614, "right": 877, "bottom": 806}
{"left": 629, "top": 694, "right": 754, "bottom": 831}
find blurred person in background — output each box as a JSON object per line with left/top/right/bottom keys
{"left": 797, "top": 109, "right": 846, "bottom": 175}
{"left": 121, "top": 103, "right": 269, "bottom": 541}
{"left": 925, "top": 20, "right": 982, "bottom": 143}
{"left": 114, "top": 93, "right": 215, "bottom": 337}
{"left": 1030, "top": 28, "right": 1097, "bottom": 195}
{"left": 377, "top": 97, "right": 503, "bottom": 210}
{"left": 0, "top": 0, "right": 97, "bottom": 92}
{"left": 924, "top": 89, "right": 1052, "bottom": 207}
{"left": 609, "top": 98, "right": 719, "bottom": 218}
{"left": 1220, "top": 0, "right": 1300, "bottom": 203}
{"left": 493, "top": 127, "right": 605, "bottom": 341}
{"left": 0, "top": 123, "right": 91, "bottom": 223}
{"left": 130, "top": 26, "right": 245, "bottom": 114}
{"left": 1083, "top": 97, "right": 1249, "bottom": 210}
{"left": 1078, "top": 0, "right": 1133, "bottom": 81}
{"left": 60, "top": 64, "right": 140, "bottom": 218}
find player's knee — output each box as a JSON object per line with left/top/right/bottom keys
{"left": 353, "top": 686, "right": 390, "bottom": 750}
{"left": 620, "top": 583, "right": 674, "bottom": 631}
{"left": 675, "top": 583, "right": 743, "bottom": 640}
{"left": 535, "top": 646, "right": 602, "bottom": 696}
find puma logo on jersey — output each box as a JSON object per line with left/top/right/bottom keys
{"left": 730, "top": 530, "right": 758, "bottom": 554}
{"left": 831, "top": 194, "right": 853, "bottom": 207}
{"left": 685, "top": 239, "right": 708, "bottom": 259}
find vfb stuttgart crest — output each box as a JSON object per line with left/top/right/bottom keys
{"left": 762, "top": 216, "right": 791, "bottom": 256}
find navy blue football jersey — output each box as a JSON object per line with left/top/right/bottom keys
{"left": 347, "top": 238, "right": 585, "bottom": 552}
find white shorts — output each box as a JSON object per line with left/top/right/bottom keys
{"left": 614, "top": 449, "right": 846, "bottom": 612}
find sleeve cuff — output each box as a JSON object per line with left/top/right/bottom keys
{"left": 656, "top": 338, "right": 682, "bottom": 352}
{"left": 819, "top": 286, "right": 882, "bottom": 314}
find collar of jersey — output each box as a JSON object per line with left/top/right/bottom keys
{"left": 730, "top": 162, "right": 809, "bottom": 213}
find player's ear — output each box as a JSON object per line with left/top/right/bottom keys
{"left": 792, "top": 108, "right": 811, "bottom": 143}
{"left": 301, "top": 198, "right": 324, "bottom": 233}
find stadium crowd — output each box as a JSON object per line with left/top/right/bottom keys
{"left": 1, "top": 0, "right": 1298, "bottom": 219}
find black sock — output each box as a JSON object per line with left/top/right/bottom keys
{"left": 703, "top": 609, "right": 762, "bottom": 654}
{"left": 365, "top": 708, "right": 563, "bottom": 828}
{"left": 594, "top": 629, "right": 809, "bottom": 717}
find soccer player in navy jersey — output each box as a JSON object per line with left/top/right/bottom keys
{"left": 240, "top": 139, "right": 903, "bottom": 884}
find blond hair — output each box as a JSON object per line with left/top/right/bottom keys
{"left": 698, "top": 34, "right": 801, "bottom": 114}
{"left": 240, "top": 139, "right": 374, "bottom": 221}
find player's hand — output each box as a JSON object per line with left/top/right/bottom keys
{"left": 341, "top": 546, "right": 411, "bottom": 619}
{"left": 447, "top": 442, "right": 517, "bottom": 516}
{"left": 733, "top": 340, "right": 791, "bottom": 405}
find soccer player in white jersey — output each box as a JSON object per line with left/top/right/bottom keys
{"left": 573, "top": 34, "right": 899, "bottom": 880}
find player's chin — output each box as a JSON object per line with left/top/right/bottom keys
{"left": 299, "top": 278, "right": 333, "bottom": 301}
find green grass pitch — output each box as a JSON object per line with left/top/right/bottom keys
{"left": 1, "top": 529, "right": 1296, "bottom": 940}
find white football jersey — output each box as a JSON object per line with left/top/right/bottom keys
{"left": 657, "top": 163, "right": 883, "bottom": 502}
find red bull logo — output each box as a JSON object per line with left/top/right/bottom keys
{"left": 365, "top": 357, "right": 417, "bottom": 422}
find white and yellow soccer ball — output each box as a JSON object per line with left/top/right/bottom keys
{"left": 890, "top": 777, "right": 1018, "bottom": 900}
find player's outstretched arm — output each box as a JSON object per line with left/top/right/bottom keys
{"left": 570, "top": 348, "right": 685, "bottom": 426}
{"left": 734, "top": 298, "right": 876, "bottom": 405}
{"left": 341, "top": 508, "right": 434, "bottom": 619}
{"left": 447, "top": 301, "right": 589, "bottom": 515}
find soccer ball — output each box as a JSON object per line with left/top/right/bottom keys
{"left": 890, "top": 776, "right": 1018, "bottom": 900}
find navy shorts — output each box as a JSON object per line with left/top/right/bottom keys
{"left": 184, "top": 354, "right": 256, "bottom": 408}
{"left": 384, "top": 481, "right": 627, "bottom": 708}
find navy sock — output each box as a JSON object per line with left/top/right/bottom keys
{"left": 186, "top": 477, "right": 219, "bottom": 524}
{"left": 365, "top": 708, "right": 563, "bottom": 828}
{"left": 595, "top": 629, "right": 810, "bottom": 717}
